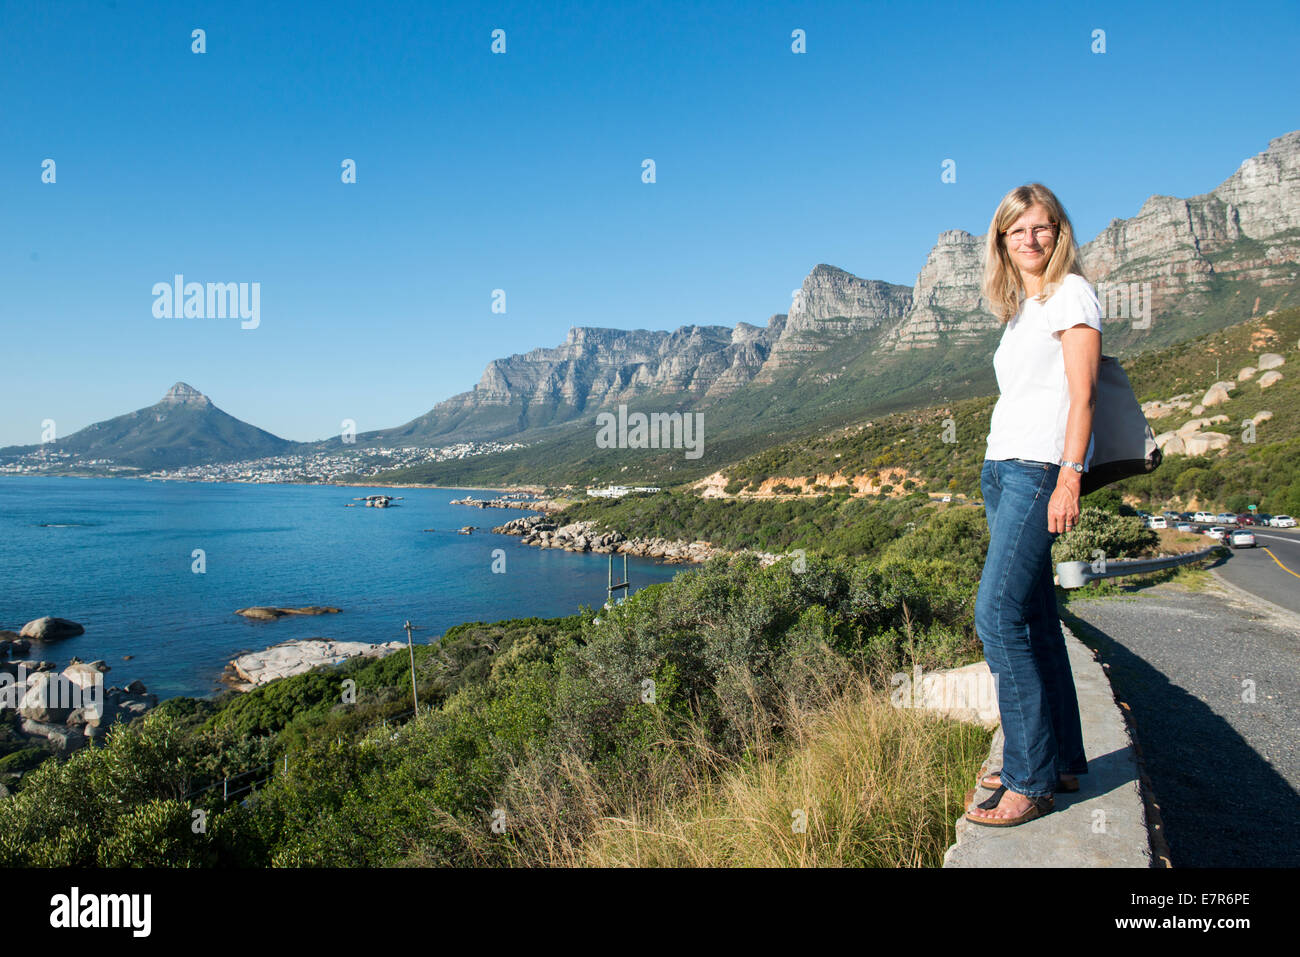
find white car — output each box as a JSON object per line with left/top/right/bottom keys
{"left": 1215, "top": 512, "right": 1238, "bottom": 525}
{"left": 1194, "top": 511, "right": 1216, "bottom": 524}
{"left": 1148, "top": 516, "right": 1167, "bottom": 529}
{"left": 1176, "top": 523, "right": 1194, "bottom": 532}
{"left": 1270, "top": 515, "right": 1296, "bottom": 528}
{"left": 1229, "top": 529, "right": 1256, "bottom": 548}
{"left": 1206, "top": 526, "right": 1226, "bottom": 540}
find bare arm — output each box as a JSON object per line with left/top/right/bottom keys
{"left": 1049, "top": 324, "right": 1101, "bottom": 533}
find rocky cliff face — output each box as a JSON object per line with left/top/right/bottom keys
{"left": 393, "top": 131, "right": 1299, "bottom": 440}
{"left": 415, "top": 319, "right": 784, "bottom": 423}
{"left": 881, "top": 130, "right": 1300, "bottom": 349}
{"left": 753, "top": 265, "right": 912, "bottom": 382}
{"left": 1080, "top": 130, "right": 1300, "bottom": 298}
{"left": 880, "top": 231, "right": 988, "bottom": 351}
{"left": 159, "top": 381, "right": 212, "bottom": 407}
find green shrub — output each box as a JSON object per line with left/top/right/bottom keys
{"left": 1051, "top": 506, "right": 1158, "bottom": 564}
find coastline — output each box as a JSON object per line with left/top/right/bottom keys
{"left": 0, "top": 472, "right": 552, "bottom": 495}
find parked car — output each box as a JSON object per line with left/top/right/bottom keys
{"left": 1235, "top": 514, "right": 1258, "bottom": 526}
{"left": 1178, "top": 512, "right": 1195, "bottom": 522}
{"left": 1271, "top": 515, "right": 1297, "bottom": 528}
{"left": 1216, "top": 512, "right": 1238, "bottom": 525}
{"left": 1229, "top": 529, "right": 1256, "bottom": 548}
{"left": 1148, "top": 516, "right": 1167, "bottom": 529}
{"left": 1176, "top": 523, "right": 1195, "bottom": 532}
{"left": 1194, "top": 511, "right": 1216, "bottom": 524}
{"left": 1256, "top": 513, "right": 1274, "bottom": 525}
{"left": 1206, "top": 526, "right": 1227, "bottom": 540}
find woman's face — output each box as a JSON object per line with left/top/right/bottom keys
{"left": 1003, "top": 202, "right": 1057, "bottom": 278}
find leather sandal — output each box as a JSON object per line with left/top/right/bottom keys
{"left": 980, "top": 769, "right": 1079, "bottom": 793}
{"left": 965, "top": 785, "right": 1055, "bottom": 827}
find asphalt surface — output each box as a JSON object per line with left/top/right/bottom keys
{"left": 1209, "top": 525, "right": 1300, "bottom": 615}
{"left": 1060, "top": 558, "right": 1300, "bottom": 867}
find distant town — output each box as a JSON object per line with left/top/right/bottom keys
{"left": 0, "top": 440, "right": 528, "bottom": 484}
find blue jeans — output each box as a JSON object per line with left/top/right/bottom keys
{"left": 975, "top": 458, "right": 1088, "bottom": 797}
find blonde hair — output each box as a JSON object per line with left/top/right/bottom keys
{"left": 981, "top": 183, "right": 1086, "bottom": 323}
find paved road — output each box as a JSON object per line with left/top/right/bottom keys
{"left": 1209, "top": 526, "right": 1300, "bottom": 617}
{"left": 1060, "top": 563, "right": 1300, "bottom": 867}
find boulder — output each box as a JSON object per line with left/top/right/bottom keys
{"left": 1258, "top": 370, "right": 1283, "bottom": 389}
{"left": 19, "top": 617, "right": 84, "bottom": 642}
{"left": 1155, "top": 433, "right": 1186, "bottom": 455}
{"left": 1257, "top": 353, "right": 1285, "bottom": 371}
{"left": 62, "top": 661, "right": 105, "bottom": 687}
{"left": 1201, "top": 383, "right": 1234, "bottom": 407}
{"left": 20, "top": 718, "right": 88, "bottom": 753}
{"left": 910, "top": 661, "right": 1000, "bottom": 729}
{"left": 228, "top": 638, "right": 405, "bottom": 689}
{"left": 1182, "top": 431, "right": 1231, "bottom": 456}
{"left": 235, "top": 606, "right": 341, "bottom": 621}
{"left": 1253, "top": 410, "right": 1273, "bottom": 425}
{"left": 1237, "top": 366, "right": 1256, "bottom": 381}
{"left": 1177, "top": 417, "right": 1216, "bottom": 435}
{"left": 18, "top": 673, "right": 82, "bottom": 723}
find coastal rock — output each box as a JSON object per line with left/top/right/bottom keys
{"left": 62, "top": 662, "right": 106, "bottom": 691}
{"left": 18, "top": 673, "right": 82, "bottom": 723}
{"left": 19, "top": 617, "right": 85, "bottom": 642}
{"left": 492, "top": 512, "right": 783, "bottom": 567}
{"left": 235, "top": 606, "right": 342, "bottom": 621}
{"left": 228, "top": 638, "right": 406, "bottom": 689}
{"left": 20, "top": 718, "right": 88, "bottom": 753}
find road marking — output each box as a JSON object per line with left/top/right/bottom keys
{"left": 1261, "top": 547, "right": 1300, "bottom": 580}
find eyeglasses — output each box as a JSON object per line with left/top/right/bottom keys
{"left": 1003, "top": 223, "right": 1058, "bottom": 246}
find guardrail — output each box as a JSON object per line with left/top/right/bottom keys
{"left": 1056, "top": 544, "right": 1223, "bottom": 589}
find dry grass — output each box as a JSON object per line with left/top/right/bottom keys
{"left": 478, "top": 674, "right": 990, "bottom": 868}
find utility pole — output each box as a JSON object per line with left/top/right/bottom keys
{"left": 403, "top": 620, "right": 421, "bottom": 715}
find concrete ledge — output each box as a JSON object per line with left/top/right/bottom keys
{"left": 943, "top": 624, "right": 1152, "bottom": 867}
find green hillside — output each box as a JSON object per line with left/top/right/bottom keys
{"left": 653, "top": 306, "right": 1300, "bottom": 516}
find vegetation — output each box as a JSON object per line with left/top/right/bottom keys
{"left": 0, "top": 547, "right": 993, "bottom": 868}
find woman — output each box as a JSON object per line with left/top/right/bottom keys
{"left": 964, "top": 183, "right": 1102, "bottom": 827}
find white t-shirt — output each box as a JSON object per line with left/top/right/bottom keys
{"left": 984, "top": 272, "right": 1103, "bottom": 468}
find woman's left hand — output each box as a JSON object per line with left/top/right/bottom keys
{"left": 1048, "top": 478, "right": 1082, "bottom": 534}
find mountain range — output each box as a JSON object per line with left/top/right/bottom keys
{"left": 6, "top": 130, "right": 1299, "bottom": 477}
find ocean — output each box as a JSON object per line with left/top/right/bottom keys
{"left": 0, "top": 477, "right": 685, "bottom": 699}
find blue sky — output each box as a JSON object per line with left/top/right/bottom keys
{"left": 2, "top": 0, "right": 1298, "bottom": 446}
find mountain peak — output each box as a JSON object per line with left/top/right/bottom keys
{"left": 160, "top": 382, "right": 210, "bottom": 406}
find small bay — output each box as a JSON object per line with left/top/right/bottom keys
{"left": 0, "top": 477, "right": 683, "bottom": 699}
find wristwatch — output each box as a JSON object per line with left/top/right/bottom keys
{"left": 1060, "top": 460, "right": 1084, "bottom": 473}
